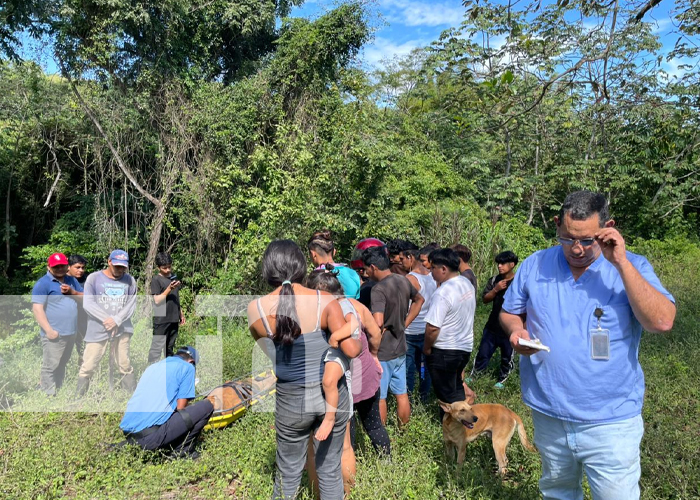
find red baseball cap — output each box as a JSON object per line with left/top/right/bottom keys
{"left": 350, "top": 238, "right": 386, "bottom": 269}
{"left": 47, "top": 253, "right": 69, "bottom": 267}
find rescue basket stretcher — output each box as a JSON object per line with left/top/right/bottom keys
{"left": 203, "top": 369, "right": 277, "bottom": 431}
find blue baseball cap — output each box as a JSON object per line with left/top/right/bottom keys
{"left": 176, "top": 346, "right": 199, "bottom": 366}
{"left": 109, "top": 249, "right": 129, "bottom": 267}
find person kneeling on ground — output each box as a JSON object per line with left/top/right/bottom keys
{"left": 118, "top": 346, "right": 213, "bottom": 460}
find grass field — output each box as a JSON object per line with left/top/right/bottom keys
{"left": 1, "top": 243, "right": 699, "bottom": 499}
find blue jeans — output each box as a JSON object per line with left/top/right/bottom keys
{"left": 532, "top": 410, "right": 643, "bottom": 500}
{"left": 405, "top": 335, "right": 431, "bottom": 402}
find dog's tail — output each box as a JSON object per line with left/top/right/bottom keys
{"left": 514, "top": 415, "right": 537, "bottom": 453}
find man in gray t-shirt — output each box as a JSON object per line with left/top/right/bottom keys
{"left": 363, "top": 246, "right": 424, "bottom": 427}
{"left": 77, "top": 249, "right": 137, "bottom": 395}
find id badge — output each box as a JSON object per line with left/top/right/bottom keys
{"left": 590, "top": 328, "right": 610, "bottom": 360}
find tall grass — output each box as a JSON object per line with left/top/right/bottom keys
{"left": 0, "top": 239, "right": 698, "bottom": 499}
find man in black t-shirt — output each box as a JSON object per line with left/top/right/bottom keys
{"left": 469, "top": 251, "right": 518, "bottom": 388}
{"left": 363, "top": 246, "right": 424, "bottom": 426}
{"left": 149, "top": 252, "right": 184, "bottom": 364}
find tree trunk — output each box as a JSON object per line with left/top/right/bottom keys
{"left": 504, "top": 127, "right": 512, "bottom": 176}
{"left": 527, "top": 121, "right": 540, "bottom": 226}
{"left": 4, "top": 168, "right": 11, "bottom": 277}
{"left": 144, "top": 202, "right": 167, "bottom": 296}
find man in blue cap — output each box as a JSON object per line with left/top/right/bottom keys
{"left": 118, "top": 346, "right": 214, "bottom": 459}
{"left": 78, "top": 249, "right": 138, "bottom": 395}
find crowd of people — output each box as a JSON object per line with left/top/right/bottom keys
{"left": 31, "top": 250, "right": 183, "bottom": 397}
{"left": 28, "top": 190, "right": 677, "bottom": 500}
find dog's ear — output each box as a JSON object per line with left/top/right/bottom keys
{"left": 438, "top": 400, "right": 452, "bottom": 413}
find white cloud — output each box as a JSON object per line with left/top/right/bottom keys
{"left": 380, "top": 0, "right": 464, "bottom": 27}
{"left": 361, "top": 36, "right": 427, "bottom": 67}
{"left": 662, "top": 57, "right": 688, "bottom": 79}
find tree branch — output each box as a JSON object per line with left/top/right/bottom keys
{"left": 58, "top": 60, "right": 163, "bottom": 209}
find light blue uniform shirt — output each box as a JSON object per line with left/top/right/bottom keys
{"left": 119, "top": 356, "right": 195, "bottom": 433}
{"left": 503, "top": 246, "right": 674, "bottom": 423}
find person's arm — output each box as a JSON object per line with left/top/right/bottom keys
{"left": 350, "top": 299, "right": 382, "bottom": 355}
{"left": 482, "top": 278, "right": 502, "bottom": 304}
{"left": 501, "top": 310, "right": 540, "bottom": 356}
{"left": 325, "top": 298, "right": 361, "bottom": 358}
{"left": 112, "top": 278, "right": 138, "bottom": 328}
{"left": 422, "top": 293, "right": 447, "bottom": 355}
{"left": 423, "top": 323, "right": 440, "bottom": 355}
{"left": 595, "top": 227, "right": 675, "bottom": 333}
{"left": 406, "top": 274, "right": 421, "bottom": 292}
{"left": 32, "top": 303, "right": 59, "bottom": 339}
{"left": 154, "top": 280, "right": 180, "bottom": 306}
{"left": 83, "top": 275, "right": 111, "bottom": 323}
{"left": 404, "top": 292, "right": 424, "bottom": 328}
{"left": 176, "top": 398, "right": 190, "bottom": 410}
{"left": 60, "top": 282, "right": 83, "bottom": 297}
{"left": 370, "top": 286, "right": 386, "bottom": 331}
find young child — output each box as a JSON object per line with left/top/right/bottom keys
{"left": 470, "top": 251, "right": 518, "bottom": 388}
{"left": 305, "top": 265, "right": 360, "bottom": 441}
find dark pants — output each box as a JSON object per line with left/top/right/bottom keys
{"left": 405, "top": 335, "right": 432, "bottom": 402}
{"left": 274, "top": 383, "right": 350, "bottom": 500}
{"left": 148, "top": 322, "right": 179, "bottom": 364}
{"left": 126, "top": 399, "right": 214, "bottom": 456}
{"left": 350, "top": 388, "right": 391, "bottom": 455}
{"left": 74, "top": 329, "right": 85, "bottom": 367}
{"left": 40, "top": 335, "right": 75, "bottom": 396}
{"left": 472, "top": 326, "right": 514, "bottom": 382}
{"left": 425, "top": 347, "right": 471, "bottom": 421}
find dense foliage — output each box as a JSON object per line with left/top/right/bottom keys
{"left": 0, "top": 0, "right": 698, "bottom": 296}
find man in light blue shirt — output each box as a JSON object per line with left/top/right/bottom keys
{"left": 119, "top": 346, "right": 213, "bottom": 459}
{"left": 501, "top": 191, "right": 676, "bottom": 500}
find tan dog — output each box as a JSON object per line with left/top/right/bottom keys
{"left": 439, "top": 400, "right": 536, "bottom": 476}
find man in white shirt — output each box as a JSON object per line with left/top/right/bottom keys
{"left": 423, "top": 248, "right": 476, "bottom": 419}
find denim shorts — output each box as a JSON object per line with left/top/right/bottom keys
{"left": 379, "top": 355, "right": 407, "bottom": 398}
{"left": 532, "top": 409, "right": 644, "bottom": 500}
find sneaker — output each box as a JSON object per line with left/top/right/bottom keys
{"left": 494, "top": 382, "right": 505, "bottom": 389}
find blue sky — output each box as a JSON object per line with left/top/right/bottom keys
{"left": 18, "top": 0, "right": 692, "bottom": 79}
{"left": 291, "top": 0, "right": 690, "bottom": 77}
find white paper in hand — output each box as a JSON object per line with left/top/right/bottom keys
{"left": 518, "top": 338, "right": 550, "bottom": 352}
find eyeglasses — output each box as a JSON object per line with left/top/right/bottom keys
{"left": 557, "top": 237, "right": 596, "bottom": 247}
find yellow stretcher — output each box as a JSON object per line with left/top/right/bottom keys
{"left": 203, "top": 370, "right": 277, "bottom": 431}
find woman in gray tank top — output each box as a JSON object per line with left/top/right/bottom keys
{"left": 248, "top": 240, "right": 360, "bottom": 500}
{"left": 303, "top": 266, "right": 389, "bottom": 497}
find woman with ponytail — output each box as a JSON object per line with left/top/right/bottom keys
{"left": 308, "top": 230, "right": 361, "bottom": 299}
{"left": 248, "top": 240, "right": 360, "bottom": 500}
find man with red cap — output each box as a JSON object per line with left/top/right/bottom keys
{"left": 31, "top": 252, "right": 83, "bottom": 396}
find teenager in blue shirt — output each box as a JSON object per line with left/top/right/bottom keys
{"left": 31, "top": 252, "right": 83, "bottom": 396}
{"left": 502, "top": 191, "right": 676, "bottom": 500}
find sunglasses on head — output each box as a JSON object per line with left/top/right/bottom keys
{"left": 558, "top": 237, "right": 596, "bottom": 247}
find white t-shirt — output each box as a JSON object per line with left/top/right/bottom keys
{"left": 425, "top": 275, "right": 475, "bottom": 352}
{"left": 405, "top": 271, "right": 437, "bottom": 335}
